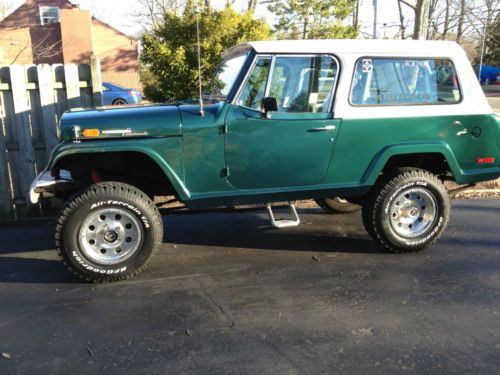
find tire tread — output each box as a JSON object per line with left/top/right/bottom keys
{"left": 55, "top": 182, "right": 163, "bottom": 283}
{"left": 362, "top": 168, "right": 450, "bottom": 253}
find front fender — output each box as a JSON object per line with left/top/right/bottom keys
{"left": 44, "top": 138, "right": 189, "bottom": 200}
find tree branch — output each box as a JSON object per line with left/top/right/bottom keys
{"left": 399, "top": 0, "right": 417, "bottom": 10}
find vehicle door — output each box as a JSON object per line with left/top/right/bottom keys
{"left": 102, "top": 84, "right": 114, "bottom": 105}
{"left": 224, "top": 54, "right": 341, "bottom": 189}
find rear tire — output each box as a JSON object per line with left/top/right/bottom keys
{"left": 316, "top": 197, "right": 362, "bottom": 214}
{"left": 55, "top": 182, "right": 163, "bottom": 282}
{"left": 112, "top": 98, "right": 127, "bottom": 105}
{"left": 362, "top": 168, "right": 450, "bottom": 253}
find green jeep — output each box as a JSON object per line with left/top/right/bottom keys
{"left": 30, "top": 40, "right": 500, "bottom": 282}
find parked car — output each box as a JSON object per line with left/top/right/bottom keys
{"left": 478, "top": 65, "right": 500, "bottom": 85}
{"left": 31, "top": 40, "right": 500, "bottom": 282}
{"left": 102, "top": 82, "right": 142, "bottom": 105}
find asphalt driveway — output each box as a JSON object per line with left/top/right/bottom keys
{"left": 486, "top": 89, "right": 500, "bottom": 114}
{"left": 0, "top": 199, "right": 499, "bottom": 374}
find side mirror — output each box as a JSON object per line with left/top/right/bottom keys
{"left": 261, "top": 97, "right": 278, "bottom": 118}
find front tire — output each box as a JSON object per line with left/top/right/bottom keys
{"left": 362, "top": 169, "right": 450, "bottom": 253}
{"left": 55, "top": 182, "right": 163, "bottom": 282}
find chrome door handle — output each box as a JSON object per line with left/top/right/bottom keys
{"left": 308, "top": 125, "right": 336, "bottom": 132}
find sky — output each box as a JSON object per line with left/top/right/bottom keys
{"left": 5, "top": 0, "right": 406, "bottom": 39}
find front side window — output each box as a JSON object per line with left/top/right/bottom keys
{"left": 207, "top": 53, "right": 247, "bottom": 100}
{"left": 236, "top": 55, "right": 338, "bottom": 113}
{"left": 40, "top": 6, "right": 60, "bottom": 25}
{"left": 237, "top": 57, "right": 271, "bottom": 110}
{"left": 350, "top": 57, "right": 461, "bottom": 106}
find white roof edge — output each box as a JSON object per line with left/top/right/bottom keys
{"left": 223, "top": 39, "right": 464, "bottom": 58}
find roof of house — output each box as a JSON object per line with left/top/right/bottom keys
{"left": 223, "top": 39, "right": 465, "bottom": 59}
{"left": 91, "top": 17, "right": 137, "bottom": 41}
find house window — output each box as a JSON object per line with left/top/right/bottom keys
{"left": 40, "top": 6, "right": 60, "bottom": 25}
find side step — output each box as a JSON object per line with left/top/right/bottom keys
{"left": 266, "top": 202, "right": 300, "bottom": 229}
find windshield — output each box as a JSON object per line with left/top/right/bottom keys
{"left": 206, "top": 53, "right": 248, "bottom": 100}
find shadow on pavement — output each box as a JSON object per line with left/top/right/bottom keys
{"left": 0, "top": 257, "right": 76, "bottom": 284}
{"left": 165, "top": 208, "right": 381, "bottom": 254}
{"left": 0, "top": 223, "right": 55, "bottom": 254}
{"left": 0, "top": 208, "right": 380, "bottom": 284}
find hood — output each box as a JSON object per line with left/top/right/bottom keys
{"left": 60, "top": 104, "right": 181, "bottom": 142}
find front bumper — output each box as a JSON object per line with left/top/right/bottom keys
{"left": 30, "top": 170, "right": 72, "bottom": 204}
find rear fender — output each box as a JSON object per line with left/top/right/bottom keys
{"left": 362, "top": 142, "right": 462, "bottom": 184}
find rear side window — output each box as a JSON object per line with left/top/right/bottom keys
{"left": 350, "top": 58, "right": 461, "bottom": 106}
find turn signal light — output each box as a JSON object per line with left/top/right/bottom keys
{"left": 82, "top": 129, "right": 100, "bottom": 137}
{"left": 476, "top": 157, "right": 495, "bottom": 164}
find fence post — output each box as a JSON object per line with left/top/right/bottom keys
{"left": 90, "top": 54, "right": 103, "bottom": 107}
{"left": 9, "top": 65, "right": 37, "bottom": 217}
{"left": 0, "top": 85, "right": 14, "bottom": 220}
{"left": 64, "top": 64, "right": 82, "bottom": 109}
{"left": 37, "top": 64, "right": 59, "bottom": 159}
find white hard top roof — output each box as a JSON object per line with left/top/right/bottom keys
{"left": 223, "top": 39, "right": 465, "bottom": 59}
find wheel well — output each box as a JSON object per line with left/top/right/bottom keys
{"left": 53, "top": 151, "right": 177, "bottom": 199}
{"left": 381, "top": 153, "right": 453, "bottom": 179}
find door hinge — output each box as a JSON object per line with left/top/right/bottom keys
{"left": 219, "top": 124, "right": 228, "bottom": 134}
{"left": 221, "top": 167, "right": 230, "bottom": 177}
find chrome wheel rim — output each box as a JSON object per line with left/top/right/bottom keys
{"left": 113, "top": 99, "right": 127, "bottom": 105}
{"left": 389, "top": 188, "right": 437, "bottom": 238}
{"left": 78, "top": 208, "right": 143, "bottom": 265}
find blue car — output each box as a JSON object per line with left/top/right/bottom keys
{"left": 102, "top": 82, "right": 142, "bottom": 105}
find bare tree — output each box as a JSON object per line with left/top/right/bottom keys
{"left": 456, "top": 0, "right": 466, "bottom": 42}
{"left": 0, "top": 0, "right": 14, "bottom": 21}
{"left": 352, "top": 0, "right": 360, "bottom": 28}
{"left": 1, "top": 33, "right": 64, "bottom": 64}
{"left": 396, "top": 0, "right": 498, "bottom": 49}
{"left": 397, "top": 0, "right": 408, "bottom": 38}
{"left": 399, "top": 0, "right": 432, "bottom": 39}
{"left": 248, "top": 0, "right": 259, "bottom": 11}
{"left": 132, "top": 0, "right": 185, "bottom": 31}
{"left": 442, "top": 0, "right": 451, "bottom": 39}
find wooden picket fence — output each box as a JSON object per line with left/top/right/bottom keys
{"left": 0, "top": 56, "right": 102, "bottom": 221}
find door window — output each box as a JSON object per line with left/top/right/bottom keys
{"left": 236, "top": 55, "right": 338, "bottom": 113}
{"left": 237, "top": 57, "right": 271, "bottom": 110}
{"left": 269, "top": 56, "right": 338, "bottom": 113}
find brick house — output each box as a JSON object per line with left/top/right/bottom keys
{"left": 0, "top": 0, "right": 140, "bottom": 89}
